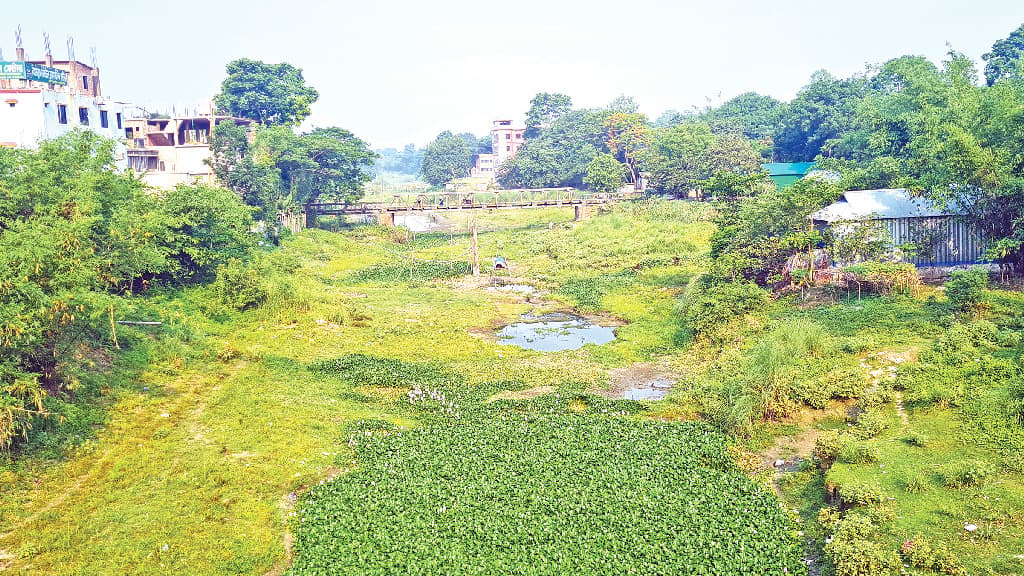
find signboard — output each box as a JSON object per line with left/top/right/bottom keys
{"left": 0, "top": 61, "right": 68, "bottom": 85}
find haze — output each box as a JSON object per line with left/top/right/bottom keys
{"left": 5, "top": 0, "right": 1024, "bottom": 148}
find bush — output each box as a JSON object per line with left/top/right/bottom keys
{"left": 902, "top": 430, "right": 930, "bottom": 447}
{"left": 942, "top": 460, "right": 993, "bottom": 488}
{"left": 815, "top": 430, "right": 843, "bottom": 468}
{"left": 838, "top": 481, "right": 887, "bottom": 507}
{"left": 945, "top": 267, "right": 990, "bottom": 314}
{"left": 838, "top": 440, "right": 879, "bottom": 464}
{"left": 841, "top": 262, "right": 919, "bottom": 295}
{"left": 852, "top": 407, "right": 889, "bottom": 439}
{"left": 684, "top": 280, "right": 770, "bottom": 338}
{"left": 902, "top": 472, "right": 929, "bottom": 493}
{"left": 212, "top": 259, "right": 269, "bottom": 311}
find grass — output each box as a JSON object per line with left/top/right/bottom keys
{"left": 3, "top": 200, "right": 1024, "bottom": 575}
{"left": 0, "top": 200, "right": 718, "bottom": 574}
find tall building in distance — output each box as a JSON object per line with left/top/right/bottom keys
{"left": 0, "top": 38, "right": 129, "bottom": 169}
{"left": 471, "top": 119, "right": 525, "bottom": 179}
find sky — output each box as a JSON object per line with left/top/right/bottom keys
{"left": 4, "top": 1, "right": 1024, "bottom": 149}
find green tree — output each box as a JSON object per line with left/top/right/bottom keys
{"left": 774, "top": 71, "right": 866, "bottom": 161}
{"left": 606, "top": 112, "right": 650, "bottom": 185}
{"left": 214, "top": 59, "right": 319, "bottom": 126}
{"left": 525, "top": 93, "right": 572, "bottom": 138}
{"left": 702, "top": 92, "right": 784, "bottom": 142}
{"left": 584, "top": 154, "right": 627, "bottom": 193}
{"left": 645, "top": 124, "right": 762, "bottom": 197}
{"left": 983, "top": 23, "right": 1024, "bottom": 86}
{"left": 420, "top": 131, "right": 471, "bottom": 187}
{"left": 0, "top": 131, "right": 256, "bottom": 450}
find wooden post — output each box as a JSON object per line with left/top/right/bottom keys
{"left": 471, "top": 224, "right": 480, "bottom": 276}
{"left": 108, "top": 305, "right": 120, "bottom": 349}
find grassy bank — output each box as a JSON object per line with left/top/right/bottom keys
{"left": 2, "top": 200, "right": 1023, "bottom": 575}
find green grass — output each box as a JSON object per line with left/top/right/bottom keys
{"left": 4, "top": 200, "right": 1024, "bottom": 575}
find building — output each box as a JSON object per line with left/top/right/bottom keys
{"left": 125, "top": 114, "right": 252, "bottom": 188}
{"left": 764, "top": 162, "right": 816, "bottom": 188}
{"left": 0, "top": 46, "right": 128, "bottom": 169}
{"left": 471, "top": 119, "right": 525, "bottom": 179}
{"left": 810, "top": 188, "right": 985, "bottom": 266}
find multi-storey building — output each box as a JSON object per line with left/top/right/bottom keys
{"left": 125, "top": 113, "right": 252, "bottom": 188}
{"left": 471, "top": 119, "right": 525, "bottom": 179}
{"left": 0, "top": 45, "right": 129, "bottom": 169}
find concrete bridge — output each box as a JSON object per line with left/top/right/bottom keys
{"left": 305, "top": 188, "right": 636, "bottom": 227}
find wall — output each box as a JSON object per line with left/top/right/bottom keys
{"left": 0, "top": 89, "right": 128, "bottom": 170}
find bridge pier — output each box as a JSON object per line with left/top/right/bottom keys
{"left": 574, "top": 204, "right": 592, "bottom": 221}
{"left": 377, "top": 211, "right": 395, "bottom": 227}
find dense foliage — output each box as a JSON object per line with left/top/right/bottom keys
{"left": 0, "top": 131, "right": 255, "bottom": 450}
{"left": 419, "top": 131, "right": 472, "bottom": 187}
{"left": 291, "top": 356, "right": 806, "bottom": 576}
{"left": 210, "top": 121, "right": 377, "bottom": 214}
{"left": 214, "top": 58, "right": 320, "bottom": 126}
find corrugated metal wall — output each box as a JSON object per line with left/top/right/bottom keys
{"left": 883, "top": 216, "right": 985, "bottom": 266}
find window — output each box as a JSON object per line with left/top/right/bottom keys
{"left": 100, "top": 110, "right": 109, "bottom": 128}
{"left": 57, "top": 104, "right": 68, "bottom": 124}
{"left": 82, "top": 76, "right": 90, "bottom": 90}
{"left": 79, "top": 107, "right": 90, "bottom": 125}
{"left": 116, "top": 112, "right": 122, "bottom": 129}
{"left": 125, "top": 128, "right": 133, "bottom": 139}
{"left": 506, "top": 146, "right": 511, "bottom": 152}
{"left": 505, "top": 133, "right": 511, "bottom": 140}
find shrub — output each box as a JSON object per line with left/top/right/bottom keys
{"left": 212, "top": 259, "right": 269, "bottom": 311}
{"left": 838, "top": 441, "right": 879, "bottom": 464}
{"left": 838, "top": 481, "right": 887, "bottom": 507}
{"left": 684, "top": 280, "right": 769, "bottom": 338}
{"left": 945, "top": 267, "right": 990, "bottom": 314}
{"left": 902, "top": 472, "right": 929, "bottom": 493}
{"left": 902, "top": 430, "right": 930, "bottom": 447}
{"left": 841, "top": 262, "right": 920, "bottom": 295}
{"left": 942, "top": 460, "right": 993, "bottom": 488}
{"left": 815, "top": 430, "right": 843, "bottom": 467}
{"left": 852, "top": 407, "right": 889, "bottom": 439}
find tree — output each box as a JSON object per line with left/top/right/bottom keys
{"left": 645, "top": 124, "right": 762, "bottom": 197}
{"left": 584, "top": 154, "right": 626, "bottom": 193}
{"left": 286, "top": 128, "right": 377, "bottom": 205}
{"left": 525, "top": 93, "right": 572, "bottom": 138}
{"left": 983, "top": 23, "right": 1024, "bottom": 86}
{"left": 214, "top": 59, "right": 319, "bottom": 126}
{"left": 606, "top": 112, "right": 650, "bottom": 185}
{"left": 774, "top": 71, "right": 866, "bottom": 161}
{"left": 495, "top": 140, "right": 562, "bottom": 189}
{"left": 701, "top": 92, "right": 784, "bottom": 142}
{"left": 420, "top": 131, "right": 471, "bottom": 187}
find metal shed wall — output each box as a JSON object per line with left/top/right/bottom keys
{"left": 882, "top": 216, "right": 985, "bottom": 266}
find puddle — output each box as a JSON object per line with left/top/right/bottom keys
{"left": 496, "top": 313, "right": 616, "bottom": 352}
{"left": 488, "top": 284, "right": 538, "bottom": 296}
{"left": 623, "top": 387, "right": 669, "bottom": 401}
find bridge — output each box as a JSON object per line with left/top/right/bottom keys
{"left": 306, "top": 188, "right": 636, "bottom": 226}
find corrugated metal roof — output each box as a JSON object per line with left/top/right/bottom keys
{"left": 763, "top": 162, "right": 816, "bottom": 176}
{"left": 809, "top": 188, "right": 964, "bottom": 222}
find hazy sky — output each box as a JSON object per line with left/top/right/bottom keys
{"left": 4, "top": 1, "right": 1024, "bottom": 148}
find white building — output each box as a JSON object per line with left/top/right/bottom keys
{"left": 0, "top": 48, "right": 129, "bottom": 169}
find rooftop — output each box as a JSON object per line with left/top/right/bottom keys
{"left": 809, "top": 188, "right": 964, "bottom": 222}
{"left": 763, "top": 162, "right": 816, "bottom": 177}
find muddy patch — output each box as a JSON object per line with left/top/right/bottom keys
{"left": 592, "top": 362, "right": 679, "bottom": 401}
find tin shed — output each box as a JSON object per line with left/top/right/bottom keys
{"left": 809, "top": 188, "right": 985, "bottom": 266}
